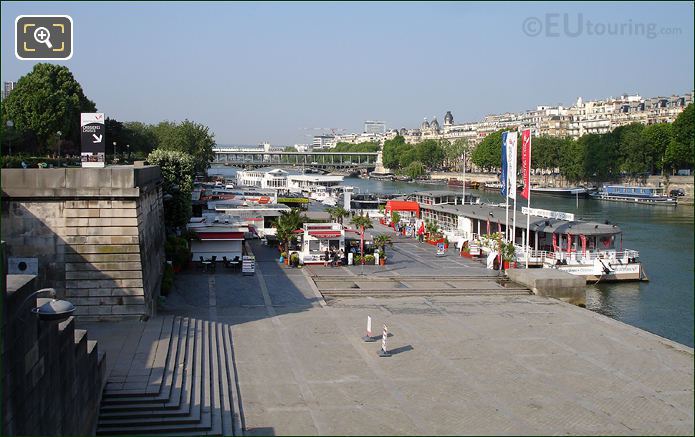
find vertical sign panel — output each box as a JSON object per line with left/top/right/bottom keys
{"left": 80, "top": 113, "right": 105, "bottom": 168}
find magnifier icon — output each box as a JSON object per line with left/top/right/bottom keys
{"left": 33, "top": 26, "right": 53, "bottom": 49}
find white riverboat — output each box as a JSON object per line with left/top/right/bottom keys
{"left": 590, "top": 185, "right": 677, "bottom": 206}
{"left": 418, "top": 203, "right": 645, "bottom": 282}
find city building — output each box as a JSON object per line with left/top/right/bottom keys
{"left": 364, "top": 120, "right": 386, "bottom": 135}
{"left": 2, "top": 81, "right": 16, "bottom": 100}
{"left": 312, "top": 134, "right": 336, "bottom": 149}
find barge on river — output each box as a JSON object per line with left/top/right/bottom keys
{"left": 590, "top": 185, "right": 677, "bottom": 206}
{"left": 418, "top": 202, "right": 644, "bottom": 282}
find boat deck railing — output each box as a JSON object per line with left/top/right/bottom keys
{"left": 517, "top": 248, "right": 640, "bottom": 265}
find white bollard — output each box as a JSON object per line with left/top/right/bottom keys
{"left": 378, "top": 324, "right": 391, "bottom": 357}
{"left": 362, "top": 315, "right": 375, "bottom": 342}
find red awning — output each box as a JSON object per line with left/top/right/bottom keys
{"left": 308, "top": 231, "right": 342, "bottom": 238}
{"left": 385, "top": 200, "right": 420, "bottom": 216}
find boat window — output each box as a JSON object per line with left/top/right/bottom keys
{"left": 309, "top": 240, "right": 320, "bottom": 252}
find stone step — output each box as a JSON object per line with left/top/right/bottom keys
{"left": 102, "top": 315, "right": 176, "bottom": 398}
{"left": 101, "top": 316, "right": 188, "bottom": 405}
{"left": 96, "top": 318, "right": 241, "bottom": 436}
{"left": 96, "top": 320, "right": 215, "bottom": 434}
{"left": 98, "top": 319, "right": 204, "bottom": 428}
{"left": 99, "top": 318, "right": 194, "bottom": 415}
{"left": 321, "top": 289, "right": 531, "bottom": 298}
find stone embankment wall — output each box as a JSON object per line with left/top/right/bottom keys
{"left": 2, "top": 243, "right": 106, "bottom": 435}
{"left": 1, "top": 166, "right": 166, "bottom": 319}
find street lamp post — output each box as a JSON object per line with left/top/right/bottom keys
{"left": 113, "top": 141, "right": 117, "bottom": 164}
{"left": 126, "top": 144, "right": 130, "bottom": 163}
{"left": 56, "top": 131, "right": 62, "bottom": 166}
{"left": 6, "top": 120, "right": 14, "bottom": 155}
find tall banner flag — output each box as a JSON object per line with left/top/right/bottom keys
{"left": 500, "top": 132, "right": 508, "bottom": 197}
{"left": 521, "top": 129, "right": 531, "bottom": 200}
{"left": 506, "top": 132, "right": 517, "bottom": 200}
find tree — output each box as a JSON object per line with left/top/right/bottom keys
{"left": 415, "top": 139, "right": 445, "bottom": 169}
{"left": 1, "top": 63, "right": 96, "bottom": 154}
{"left": 382, "top": 135, "right": 407, "bottom": 169}
{"left": 404, "top": 160, "right": 425, "bottom": 179}
{"left": 664, "top": 105, "right": 694, "bottom": 172}
{"left": 147, "top": 149, "right": 195, "bottom": 229}
{"left": 152, "top": 120, "right": 215, "bottom": 175}
{"left": 559, "top": 139, "right": 584, "bottom": 182}
{"left": 275, "top": 209, "right": 306, "bottom": 255}
{"left": 615, "top": 123, "right": 648, "bottom": 176}
{"left": 326, "top": 206, "right": 349, "bottom": 225}
{"left": 642, "top": 123, "right": 672, "bottom": 174}
{"left": 445, "top": 138, "right": 471, "bottom": 171}
{"left": 472, "top": 130, "right": 504, "bottom": 171}
{"left": 350, "top": 214, "right": 373, "bottom": 262}
{"left": 373, "top": 234, "right": 393, "bottom": 259}
{"left": 123, "top": 121, "right": 158, "bottom": 158}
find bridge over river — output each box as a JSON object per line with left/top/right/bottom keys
{"left": 213, "top": 149, "right": 379, "bottom": 170}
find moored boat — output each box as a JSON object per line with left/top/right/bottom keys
{"left": 447, "top": 178, "right": 480, "bottom": 189}
{"left": 590, "top": 185, "right": 677, "bottom": 206}
{"left": 529, "top": 186, "right": 591, "bottom": 197}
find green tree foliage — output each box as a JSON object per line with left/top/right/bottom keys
{"left": 326, "top": 206, "right": 349, "bottom": 225}
{"left": 404, "top": 160, "right": 425, "bottom": 179}
{"left": 615, "top": 123, "right": 649, "bottom": 175}
{"left": 472, "top": 130, "right": 503, "bottom": 171}
{"left": 152, "top": 120, "right": 215, "bottom": 175}
{"left": 663, "top": 105, "right": 694, "bottom": 172}
{"left": 531, "top": 136, "right": 565, "bottom": 171}
{"left": 122, "top": 121, "right": 158, "bottom": 158}
{"left": 642, "top": 123, "right": 672, "bottom": 173}
{"left": 147, "top": 149, "right": 195, "bottom": 229}
{"left": 558, "top": 138, "right": 585, "bottom": 182}
{"left": 444, "top": 138, "right": 471, "bottom": 170}
{"left": 1, "top": 63, "right": 96, "bottom": 154}
{"left": 332, "top": 142, "right": 379, "bottom": 153}
{"left": 382, "top": 135, "right": 407, "bottom": 169}
{"left": 274, "top": 209, "right": 306, "bottom": 253}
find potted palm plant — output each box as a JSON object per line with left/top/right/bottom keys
{"left": 373, "top": 234, "right": 393, "bottom": 266}
{"left": 501, "top": 240, "right": 517, "bottom": 269}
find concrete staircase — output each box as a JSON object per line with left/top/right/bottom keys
{"left": 96, "top": 316, "right": 242, "bottom": 435}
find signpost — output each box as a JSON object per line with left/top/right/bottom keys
{"left": 378, "top": 324, "right": 391, "bottom": 357}
{"left": 80, "top": 113, "right": 105, "bottom": 168}
{"left": 362, "top": 316, "right": 375, "bottom": 342}
{"left": 522, "top": 207, "right": 575, "bottom": 222}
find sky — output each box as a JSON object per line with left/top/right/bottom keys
{"left": 1, "top": 1, "right": 693, "bottom": 145}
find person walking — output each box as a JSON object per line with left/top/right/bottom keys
{"left": 324, "top": 249, "right": 330, "bottom": 267}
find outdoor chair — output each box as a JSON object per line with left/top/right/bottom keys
{"left": 230, "top": 256, "right": 241, "bottom": 269}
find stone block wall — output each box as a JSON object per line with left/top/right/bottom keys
{"left": 1, "top": 166, "right": 166, "bottom": 320}
{"left": 1, "top": 242, "right": 106, "bottom": 435}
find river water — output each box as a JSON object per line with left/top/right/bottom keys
{"left": 210, "top": 167, "right": 695, "bottom": 347}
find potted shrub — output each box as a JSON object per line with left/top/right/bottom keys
{"left": 443, "top": 236, "right": 449, "bottom": 250}
{"left": 501, "top": 240, "right": 517, "bottom": 270}
{"left": 373, "top": 234, "right": 393, "bottom": 266}
{"left": 290, "top": 252, "right": 300, "bottom": 268}
{"left": 279, "top": 252, "right": 287, "bottom": 264}
{"left": 461, "top": 245, "right": 471, "bottom": 258}
{"left": 364, "top": 254, "right": 375, "bottom": 265}
{"left": 354, "top": 254, "right": 362, "bottom": 265}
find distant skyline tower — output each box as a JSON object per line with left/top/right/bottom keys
{"left": 2, "top": 81, "right": 17, "bottom": 100}
{"left": 364, "top": 120, "right": 386, "bottom": 135}
{"left": 444, "top": 111, "right": 454, "bottom": 126}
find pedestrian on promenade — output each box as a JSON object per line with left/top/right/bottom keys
{"left": 324, "top": 249, "right": 330, "bottom": 267}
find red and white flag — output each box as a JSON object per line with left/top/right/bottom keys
{"left": 521, "top": 129, "right": 531, "bottom": 200}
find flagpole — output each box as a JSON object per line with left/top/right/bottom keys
{"left": 523, "top": 129, "right": 532, "bottom": 268}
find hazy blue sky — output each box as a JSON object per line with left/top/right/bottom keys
{"left": 2, "top": 1, "right": 693, "bottom": 145}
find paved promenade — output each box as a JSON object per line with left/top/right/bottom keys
{"left": 82, "top": 236, "right": 694, "bottom": 435}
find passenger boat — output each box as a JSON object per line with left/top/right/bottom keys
{"left": 530, "top": 186, "right": 591, "bottom": 198}
{"left": 447, "top": 179, "right": 480, "bottom": 189}
{"left": 590, "top": 185, "right": 677, "bottom": 206}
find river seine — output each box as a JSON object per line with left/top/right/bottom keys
{"left": 211, "top": 167, "right": 694, "bottom": 347}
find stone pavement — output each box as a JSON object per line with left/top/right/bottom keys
{"left": 82, "top": 238, "right": 694, "bottom": 435}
